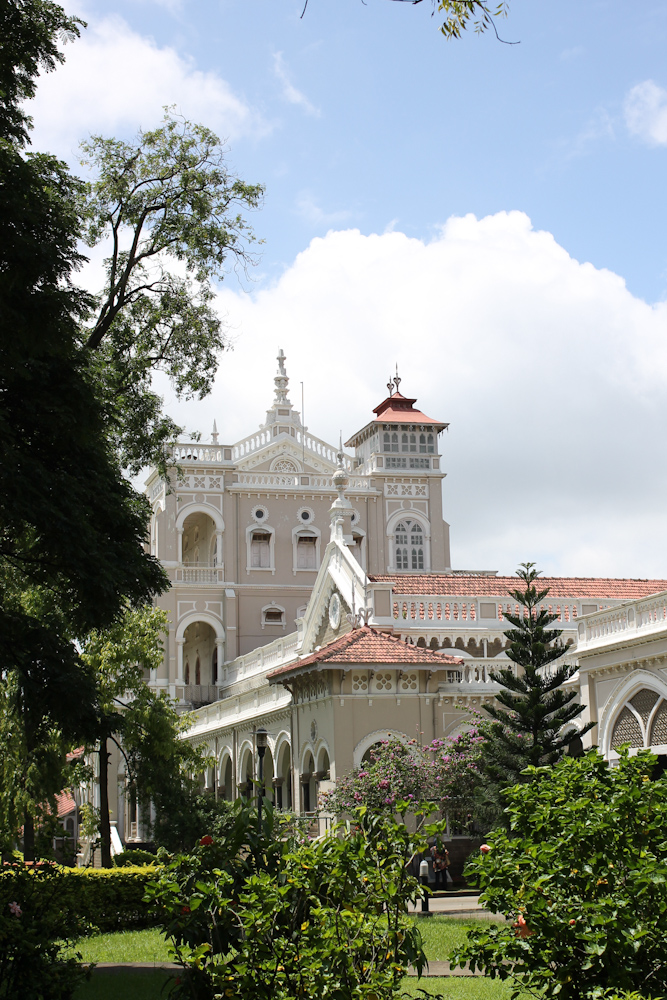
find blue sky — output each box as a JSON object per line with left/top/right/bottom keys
{"left": 29, "top": 0, "right": 667, "bottom": 576}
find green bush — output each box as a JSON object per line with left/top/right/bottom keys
{"left": 59, "top": 866, "right": 161, "bottom": 932}
{"left": 114, "top": 848, "right": 156, "bottom": 867}
{"left": 1, "top": 863, "right": 160, "bottom": 936}
{"left": 453, "top": 749, "right": 667, "bottom": 999}
{"left": 147, "top": 797, "right": 447, "bottom": 1000}
{"left": 0, "top": 862, "right": 89, "bottom": 999}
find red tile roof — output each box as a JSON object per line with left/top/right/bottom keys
{"left": 370, "top": 575, "right": 667, "bottom": 600}
{"left": 345, "top": 391, "right": 447, "bottom": 446}
{"left": 267, "top": 626, "right": 463, "bottom": 681}
{"left": 55, "top": 791, "right": 76, "bottom": 818}
{"left": 372, "top": 391, "right": 443, "bottom": 425}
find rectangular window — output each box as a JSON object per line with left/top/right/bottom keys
{"left": 251, "top": 532, "right": 271, "bottom": 568}
{"left": 297, "top": 536, "right": 317, "bottom": 569}
{"left": 264, "top": 608, "right": 284, "bottom": 624}
{"left": 408, "top": 457, "right": 430, "bottom": 469}
{"left": 386, "top": 456, "right": 407, "bottom": 468}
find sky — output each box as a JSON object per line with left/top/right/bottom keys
{"left": 27, "top": 0, "right": 667, "bottom": 579}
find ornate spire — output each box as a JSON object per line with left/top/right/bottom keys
{"left": 272, "top": 347, "right": 292, "bottom": 407}
{"left": 211, "top": 419, "right": 219, "bottom": 445}
{"left": 394, "top": 364, "right": 401, "bottom": 393}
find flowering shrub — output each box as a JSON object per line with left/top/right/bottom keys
{"left": 452, "top": 749, "right": 667, "bottom": 999}
{"left": 0, "top": 861, "right": 88, "bottom": 998}
{"left": 147, "top": 795, "right": 448, "bottom": 1000}
{"left": 321, "top": 728, "right": 487, "bottom": 831}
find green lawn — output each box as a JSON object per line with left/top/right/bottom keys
{"left": 71, "top": 917, "right": 510, "bottom": 999}
{"left": 414, "top": 916, "right": 495, "bottom": 962}
{"left": 71, "top": 916, "right": 490, "bottom": 966}
{"left": 74, "top": 970, "right": 172, "bottom": 1000}
{"left": 72, "top": 927, "right": 171, "bottom": 965}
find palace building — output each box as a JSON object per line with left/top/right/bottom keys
{"left": 102, "top": 349, "right": 667, "bottom": 847}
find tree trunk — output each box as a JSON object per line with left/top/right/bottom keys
{"left": 23, "top": 812, "right": 35, "bottom": 863}
{"left": 99, "top": 735, "right": 112, "bottom": 868}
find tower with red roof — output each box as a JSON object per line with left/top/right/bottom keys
{"left": 345, "top": 372, "right": 452, "bottom": 574}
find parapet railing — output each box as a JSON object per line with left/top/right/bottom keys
{"left": 577, "top": 591, "right": 667, "bottom": 650}
{"left": 232, "top": 428, "right": 353, "bottom": 470}
{"left": 234, "top": 472, "right": 372, "bottom": 491}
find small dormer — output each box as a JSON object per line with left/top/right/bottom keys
{"left": 345, "top": 373, "right": 448, "bottom": 475}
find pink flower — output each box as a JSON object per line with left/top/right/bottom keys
{"left": 379, "top": 779, "right": 389, "bottom": 789}
{"left": 353, "top": 791, "right": 362, "bottom": 802}
{"left": 199, "top": 835, "right": 214, "bottom": 846}
{"left": 9, "top": 901, "right": 22, "bottom": 917}
{"left": 480, "top": 844, "right": 491, "bottom": 854}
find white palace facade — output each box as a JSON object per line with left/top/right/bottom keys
{"left": 115, "top": 350, "right": 667, "bottom": 842}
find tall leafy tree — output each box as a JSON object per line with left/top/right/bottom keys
{"left": 480, "top": 563, "right": 593, "bottom": 800}
{"left": 81, "top": 604, "right": 206, "bottom": 867}
{"left": 302, "top": 1, "right": 514, "bottom": 42}
{"left": 79, "top": 111, "right": 264, "bottom": 474}
{"left": 0, "top": 0, "right": 167, "bottom": 858}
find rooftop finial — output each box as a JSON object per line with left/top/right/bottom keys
{"left": 337, "top": 431, "right": 344, "bottom": 468}
{"left": 394, "top": 364, "right": 401, "bottom": 394}
{"left": 387, "top": 376, "right": 394, "bottom": 395}
{"left": 211, "top": 419, "right": 219, "bottom": 445}
{"left": 272, "top": 347, "right": 290, "bottom": 407}
{"left": 277, "top": 348, "right": 287, "bottom": 376}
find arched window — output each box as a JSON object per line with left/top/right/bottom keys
{"left": 296, "top": 531, "right": 317, "bottom": 569}
{"left": 383, "top": 431, "right": 399, "bottom": 453}
{"left": 416, "top": 432, "right": 434, "bottom": 454}
{"left": 211, "top": 647, "right": 218, "bottom": 685}
{"left": 195, "top": 656, "right": 201, "bottom": 686}
{"left": 251, "top": 531, "right": 271, "bottom": 568}
{"left": 394, "top": 519, "right": 425, "bottom": 570}
{"left": 610, "top": 688, "right": 667, "bottom": 751}
{"left": 401, "top": 432, "right": 417, "bottom": 453}
{"left": 185, "top": 660, "right": 190, "bottom": 685}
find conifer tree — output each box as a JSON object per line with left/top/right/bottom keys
{"left": 480, "top": 563, "right": 593, "bottom": 797}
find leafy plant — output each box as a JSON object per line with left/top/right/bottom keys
{"left": 322, "top": 729, "right": 489, "bottom": 833}
{"left": 148, "top": 796, "right": 447, "bottom": 999}
{"left": 0, "top": 861, "right": 89, "bottom": 998}
{"left": 452, "top": 749, "right": 667, "bottom": 999}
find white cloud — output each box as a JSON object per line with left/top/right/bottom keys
{"left": 162, "top": 211, "right": 667, "bottom": 579}
{"left": 29, "top": 14, "right": 267, "bottom": 160}
{"left": 624, "top": 80, "right": 667, "bottom": 145}
{"left": 273, "top": 52, "right": 320, "bottom": 117}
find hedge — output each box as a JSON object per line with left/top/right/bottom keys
{"left": 0, "top": 863, "right": 161, "bottom": 934}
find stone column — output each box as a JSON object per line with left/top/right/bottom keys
{"left": 177, "top": 528, "right": 184, "bottom": 564}
{"left": 176, "top": 637, "right": 185, "bottom": 682}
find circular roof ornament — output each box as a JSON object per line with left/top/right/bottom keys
{"left": 329, "top": 592, "right": 341, "bottom": 631}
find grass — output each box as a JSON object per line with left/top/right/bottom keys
{"left": 412, "top": 916, "right": 496, "bottom": 962}
{"left": 74, "top": 970, "right": 172, "bottom": 1000}
{"left": 70, "top": 916, "right": 491, "bottom": 966}
{"left": 402, "top": 979, "right": 517, "bottom": 998}
{"left": 70, "top": 917, "right": 511, "bottom": 999}
{"left": 71, "top": 927, "right": 171, "bottom": 965}
{"left": 73, "top": 971, "right": 517, "bottom": 1000}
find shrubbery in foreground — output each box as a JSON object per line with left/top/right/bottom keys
{"left": 453, "top": 748, "right": 667, "bottom": 999}
{"left": 148, "top": 796, "right": 446, "bottom": 1000}
{"left": 0, "top": 862, "right": 88, "bottom": 999}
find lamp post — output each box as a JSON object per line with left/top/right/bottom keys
{"left": 256, "top": 728, "right": 268, "bottom": 831}
{"left": 419, "top": 858, "right": 431, "bottom": 917}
